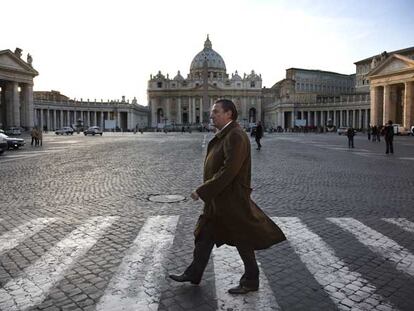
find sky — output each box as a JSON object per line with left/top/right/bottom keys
{"left": 2, "top": 0, "right": 413, "bottom": 106}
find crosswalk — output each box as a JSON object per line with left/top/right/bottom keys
{"left": 0, "top": 215, "right": 413, "bottom": 310}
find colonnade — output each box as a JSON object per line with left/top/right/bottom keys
{"left": 33, "top": 108, "right": 120, "bottom": 131}
{"left": 0, "top": 81, "right": 34, "bottom": 129}
{"left": 274, "top": 108, "right": 371, "bottom": 129}
{"left": 151, "top": 96, "right": 262, "bottom": 127}
{"left": 370, "top": 81, "right": 414, "bottom": 128}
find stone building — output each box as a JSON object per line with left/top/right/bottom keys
{"left": 33, "top": 91, "right": 149, "bottom": 131}
{"left": 367, "top": 54, "right": 414, "bottom": 130}
{"left": 0, "top": 48, "right": 38, "bottom": 130}
{"left": 147, "top": 35, "right": 263, "bottom": 128}
{"left": 262, "top": 68, "right": 371, "bottom": 129}
{"left": 355, "top": 46, "right": 414, "bottom": 130}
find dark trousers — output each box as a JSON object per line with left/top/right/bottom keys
{"left": 348, "top": 137, "right": 354, "bottom": 148}
{"left": 385, "top": 138, "right": 394, "bottom": 154}
{"left": 185, "top": 221, "right": 259, "bottom": 287}
{"left": 255, "top": 137, "right": 262, "bottom": 150}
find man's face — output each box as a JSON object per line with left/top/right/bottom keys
{"left": 210, "top": 103, "right": 232, "bottom": 130}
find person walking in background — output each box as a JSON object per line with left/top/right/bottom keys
{"left": 255, "top": 121, "right": 263, "bottom": 150}
{"left": 367, "top": 126, "right": 371, "bottom": 141}
{"left": 372, "top": 126, "right": 377, "bottom": 142}
{"left": 384, "top": 120, "right": 394, "bottom": 154}
{"left": 169, "top": 99, "right": 286, "bottom": 294}
{"left": 376, "top": 125, "right": 382, "bottom": 142}
{"left": 347, "top": 127, "right": 355, "bottom": 148}
{"left": 31, "top": 127, "right": 37, "bottom": 146}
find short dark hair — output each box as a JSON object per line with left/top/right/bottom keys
{"left": 215, "top": 99, "right": 238, "bottom": 120}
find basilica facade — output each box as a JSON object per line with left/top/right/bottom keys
{"left": 147, "top": 36, "right": 263, "bottom": 128}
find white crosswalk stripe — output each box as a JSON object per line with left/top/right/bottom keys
{"left": 96, "top": 215, "right": 179, "bottom": 311}
{"left": 213, "top": 245, "right": 281, "bottom": 311}
{"left": 0, "top": 216, "right": 117, "bottom": 311}
{"left": 0, "top": 215, "right": 412, "bottom": 310}
{"left": 382, "top": 218, "right": 414, "bottom": 233}
{"left": 329, "top": 217, "right": 414, "bottom": 277}
{"left": 0, "top": 218, "right": 56, "bottom": 255}
{"left": 273, "top": 217, "right": 396, "bottom": 311}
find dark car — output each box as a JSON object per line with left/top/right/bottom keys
{"left": 0, "top": 132, "right": 25, "bottom": 150}
{"left": 84, "top": 126, "right": 103, "bottom": 136}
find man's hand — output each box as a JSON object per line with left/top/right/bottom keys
{"left": 191, "top": 191, "right": 199, "bottom": 201}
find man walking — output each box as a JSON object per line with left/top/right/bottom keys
{"left": 384, "top": 120, "right": 394, "bottom": 154}
{"left": 255, "top": 121, "right": 263, "bottom": 150}
{"left": 347, "top": 127, "right": 355, "bottom": 148}
{"left": 169, "top": 99, "right": 286, "bottom": 294}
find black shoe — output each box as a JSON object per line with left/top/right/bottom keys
{"left": 228, "top": 284, "right": 259, "bottom": 295}
{"left": 169, "top": 273, "right": 200, "bottom": 285}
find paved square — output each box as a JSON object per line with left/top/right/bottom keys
{"left": 0, "top": 132, "right": 413, "bottom": 310}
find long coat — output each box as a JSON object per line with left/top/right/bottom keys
{"left": 196, "top": 121, "right": 286, "bottom": 250}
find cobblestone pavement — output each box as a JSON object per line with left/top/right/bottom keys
{"left": 0, "top": 131, "right": 413, "bottom": 311}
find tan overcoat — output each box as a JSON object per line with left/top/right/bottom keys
{"left": 196, "top": 121, "right": 286, "bottom": 250}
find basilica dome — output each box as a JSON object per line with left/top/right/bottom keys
{"left": 190, "top": 36, "right": 226, "bottom": 74}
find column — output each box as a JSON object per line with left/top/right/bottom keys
{"left": 257, "top": 97, "right": 262, "bottom": 121}
{"left": 177, "top": 97, "right": 182, "bottom": 124}
{"left": 192, "top": 98, "right": 196, "bottom": 124}
{"left": 200, "top": 99, "right": 203, "bottom": 123}
{"left": 404, "top": 81, "right": 414, "bottom": 130}
{"left": 383, "top": 85, "right": 391, "bottom": 125}
{"left": 21, "top": 84, "right": 34, "bottom": 129}
{"left": 40, "top": 109, "right": 44, "bottom": 130}
{"left": 188, "top": 98, "right": 192, "bottom": 124}
{"left": 53, "top": 109, "right": 56, "bottom": 130}
{"left": 352, "top": 110, "right": 355, "bottom": 128}
{"left": 100, "top": 112, "right": 104, "bottom": 129}
{"left": 165, "top": 98, "right": 171, "bottom": 124}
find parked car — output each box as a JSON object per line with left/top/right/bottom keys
{"left": 337, "top": 127, "right": 348, "bottom": 135}
{"left": 0, "top": 132, "right": 25, "bottom": 150}
{"left": 84, "top": 126, "right": 103, "bottom": 136}
{"left": 0, "top": 132, "right": 7, "bottom": 155}
{"left": 5, "top": 127, "right": 22, "bottom": 135}
{"left": 55, "top": 127, "right": 74, "bottom": 135}
{"left": 392, "top": 124, "right": 411, "bottom": 136}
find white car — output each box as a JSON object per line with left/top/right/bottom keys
{"left": 55, "top": 127, "right": 74, "bottom": 135}
{"left": 392, "top": 124, "right": 411, "bottom": 136}
{"left": 5, "top": 127, "right": 22, "bottom": 135}
{"left": 337, "top": 127, "right": 348, "bottom": 135}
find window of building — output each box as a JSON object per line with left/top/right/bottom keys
{"left": 250, "top": 81, "right": 256, "bottom": 88}
{"left": 157, "top": 82, "right": 162, "bottom": 88}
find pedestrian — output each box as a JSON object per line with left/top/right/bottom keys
{"left": 376, "top": 126, "right": 382, "bottom": 142}
{"left": 384, "top": 120, "right": 394, "bottom": 154}
{"left": 169, "top": 99, "right": 286, "bottom": 294}
{"left": 36, "top": 128, "right": 43, "bottom": 147}
{"left": 181, "top": 126, "right": 185, "bottom": 134}
{"left": 255, "top": 121, "right": 263, "bottom": 150}
{"left": 31, "top": 127, "right": 37, "bottom": 146}
{"left": 367, "top": 126, "right": 371, "bottom": 141}
{"left": 372, "top": 126, "right": 377, "bottom": 142}
{"left": 347, "top": 127, "right": 355, "bottom": 148}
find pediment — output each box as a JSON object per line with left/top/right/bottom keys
{"left": 0, "top": 50, "right": 38, "bottom": 75}
{"left": 368, "top": 54, "right": 414, "bottom": 77}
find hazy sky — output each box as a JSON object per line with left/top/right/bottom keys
{"left": 2, "top": 0, "right": 413, "bottom": 105}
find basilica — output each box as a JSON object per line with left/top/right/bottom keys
{"left": 147, "top": 36, "right": 263, "bottom": 128}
